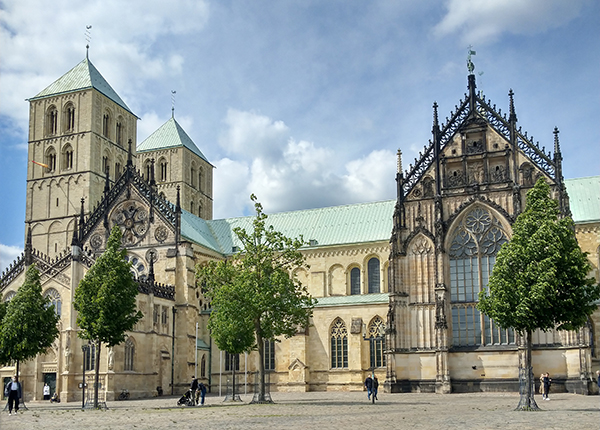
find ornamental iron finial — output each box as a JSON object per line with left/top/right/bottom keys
{"left": 433, "top": 102, "right": 439, "bottom": 129}
{"left": 467, "top": 46, "right": 476, "bottom": 75}
{"left": 553, "top": 127, "right": 561, "bottom": 157}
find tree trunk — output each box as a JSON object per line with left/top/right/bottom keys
{"left": 94, "top": 341, "right": 101, "bottom": 409}
{"left": 256, "top": 330, "right": 266, "bottom": 402}
{"left": 516, "top": 329, "right": 539, "bottom": 410}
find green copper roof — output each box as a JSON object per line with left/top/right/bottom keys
{"left": 315, "top": 293, "right": 389, "bottom": 307}
{"left": 181, "top": 200, "right": 395, "bottom": 255}
{"left": 137, "top": 117, "right": 210, "bottom": 163}
{"left": 565, "top": 176, "right": 600, "bottom": 223}
{"left": 30, "top": 57, "right": 134, "bottom": 115}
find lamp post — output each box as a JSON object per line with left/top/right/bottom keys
{"left": 81, "top": 343, "right": 90, "bottom": 409}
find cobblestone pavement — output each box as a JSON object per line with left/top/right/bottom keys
{"left": 1, "top": 391, "right": 598, "bottom": 430}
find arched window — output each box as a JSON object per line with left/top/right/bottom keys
{"left": 102, "top": 112, "right": 111, "bottom": 138}
{"left": 191, "top": 164, "right": 197, "bottom": 188}
{"left": 46, "top": 147, "right": 57, "bottom": 172}
{"left": 102, "top": 154, "right": 110, "bottom": 177}
{"left": 190, "top": 201, "right": 194, "bottom": 214}
{"left": 159, "top": 158, "right": 168, "bottom": 182}
{"left": 350, "top": 267, "right": 361, "bottom": 295}
{"left": 144, "top": 160, "right": 152, "bottom": 181}
{"left": 84, "top": 343, "right": 97, "bottom": 371}
{"left": 198, "top": 202, "right": 202, "bottom": 218}
{"left": 124, "top": 338, "right": 135, "bottom": 371}
{"left": 46, "top": 106, "right": 58, "bottom": 136}
{"left": 368, "top": 316, "right": 386, "bottom": 368}
{"left": 115, "top": 161, "right": 122, "bottom": 177}
{"left": 44, "top": 288, "right": 62, "bottom": 317}
{"left": 64, "top": 104, "right": 76, "bottom": 132}
{"left": 225, "top": 352, "right": 239, "bottom": 371}
{"left": 330, "top": 318, "right": 348, "bottom": 369}
{"left": 3, "top": 291, "right": 16, "bottom": 302}
{"left": 116, "top": 117, "right": 124, "bottom": 146}
{"left": 62, "top": 144, "right": 73, "bottom": 170}
{"left": 449, "top": 207, "right": 513, "bottom": 347}
{"left": 367, "top": 258, "right": 380, "bottom": 293}
{"left": 264, "top": 339, "right": 275, "bottom": 371}
{"left": 200, "top": 354, "right": 206, "bottom": 378}
{"left": 198, "top": 168, "right": 203, "bottom": 192}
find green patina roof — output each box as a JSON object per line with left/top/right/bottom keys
{"left": 565, "top": 176, "right": 600, "bottom": 223}
{"left": 29, "top": 57, "right": 134, "bottom": 115}
{"left": 314, "top": 293, "right": 389, "bottom": 307}
{"left": 137, "top": 117, "right": 210, "bottom": 163}
{"left": 181, "top": 200, "right": 396, "bottom": 255}
{"left": 180, "top": 176, "right": 599, "bottom": 257}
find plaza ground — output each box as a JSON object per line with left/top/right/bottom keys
{"left": 1, "top": 391, "right": 598, "bottom": 429}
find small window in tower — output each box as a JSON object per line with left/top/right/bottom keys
{"left": 102, "top": 156, "right": 110, "bottom": 176}
{"left": 56, "top": 198, "right": 59, "bottom": 207}
{"left": 116, "top": 121, "right": 123, "bottom": 146}
{"left": 159, "top": 159, "right": 168, "bottom": 182}
{"left": 65, "top": 105, "right": 76, "bottom": 132}
{"left": 103, "top": 113, "right": 110, "bottom": 138}
{"left": 46, "top": 148, "right": 57, "bottom": 173}
{"left": 54, "top": 243, "right": 57, "bottom": 253}
{"left": 47, "top": 107, "right": 58, "bottom": 136}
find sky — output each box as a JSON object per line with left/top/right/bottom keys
{"left": 1, "top": 0, "right": 598, "bottom": 272}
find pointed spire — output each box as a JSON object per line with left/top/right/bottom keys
{"left": 24, "top": 224, "right": 33, "bottom": 265}
{"left": 397, "top": 150, "right": 403, "bottom": 174}
{"left": 176, "top": 185, "right": 181, "bottom": 213}
{"left": 127, "top": 138, "right": 133, "bottom": 166}
{"left": 71, "top": 216, "right": 79, "bottom": 247}
{"left": 171, "top": 90, "right": 176, "bottom": 118}
{"left": 150, "top": 158, "right": 156, "bottom": 186}
{"left": 432, "top": 102, "right": 439, "bottom": 130}
{"left": 468, "top": 74, "right": 477, "bottom": 114}
{"left": 553, "top": 127, "right": 561, "bottom": 159}
{"left": 508, "top": 89, "right": 517, "bottom": 122}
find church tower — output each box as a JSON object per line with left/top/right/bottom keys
{"left": 25, "top": 54, "right": 138, "bottom": 257}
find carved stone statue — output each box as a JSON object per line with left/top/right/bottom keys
{"left": 108, "top": 347, "right": 115, "bottom": 371}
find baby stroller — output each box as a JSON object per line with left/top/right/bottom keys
{"left": 177, "top": 389, "right": 195, "bottom": 406}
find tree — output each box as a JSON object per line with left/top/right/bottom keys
{"left": 198, "top": 195, "right": 316, "bottom": 403}
{"left": 478, "top": 179, "right": 600, "bottom": 410}
{"left": 74, "top": 226, "right": 143, "bottom": 408}
{"left": 0, "top": 264, "right": 60, "bottom": 377}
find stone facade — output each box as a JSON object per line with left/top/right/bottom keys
{"left": 1, "top": 58, "right": 598, "bottom": 403}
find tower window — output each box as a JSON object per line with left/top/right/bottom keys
{"left": 46, "top": 148, "right": 57, "bottom": 172}
{"left": 116, "top": 121, "right": 123, "bottom": 146}
{"left": 102, "top": 156, "right": 110, "bottom": 176}
{"left": 103, "top": 113, "right": 110, "bottom": 138}
{"left": 47, "top": 107, "right": 58, "bottom": 136}
{"left": 65, "top": 105, "right": 75, "bottom": 132}
{"left": 159, "top": 159, "right": 168, "bottom": 182}
{"left": 63, "top": 145, "right": 74, "bottom": 170}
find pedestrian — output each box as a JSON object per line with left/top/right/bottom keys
{"left": 373, "top": 376, "right": 379, "bottom": 401}
{"left": 43, "top": 383, "right": 51, "bottom": 400}
{"left": 542, "top": 372, "right": 552, "bottom": 401}
{"left": 364, "top": 375, "right": 373, "bottom": 400}
{"left": 4, "top": 375, "right": 22, "bottom": 415}
{"left": 198, "top": 382, "right": 207, "bottom": 405}
{"left": 190, "top": 376, "right": 199, "bottom": 405}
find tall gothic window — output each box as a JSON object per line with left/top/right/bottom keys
{"left": 198, "top": 169, "right": 203, "bottom": 192}
{"left": 63, "top": 145, "right": 73, "bottom": 170}
{"left": 367, "top": 258, "right": 380, "bottom": 293}
{"left": 124, "top": 338, "right": 135, "bottom": 371}
{"left": 145, "top": 160, "right": 152, "bottom": 181}
{"left": 116, "top": 120, "right": 123, "bottom": 146}
{"left": 368, "top": 316, "right": 386, "bottom": 368}
{"left": 330, "top": 318, "right": 348, "bottom": 368}
{"left": 350, "top": 267, "right": 361, "bottom": 295}
{"left": 159, "top": 159, "right": 168, "bottom": 182}
{"left": 46, "top": 148, "right": 57, "bottom": 172}
{"left": 264, "top": 339, "right": 275, "bottom": 371}
{"left": 85, "top": 344, "right": 97, "bottom": 371}
{"left": 43, "top": 288, "right": 62, "bottom": 317}
{"left": 200, "top": 355, "right": 206, "bottom": 378}
{"left": 103, "top": 112, "right": 110, "bottom": 138}
{"left": 449, "top": 207, "right": 514, "bottom": 347}
{"left": 225, "top": 352, "right": 239, "bottom": 371}
{"left": 191, "top": 165, "right": 197, "bottom": 188}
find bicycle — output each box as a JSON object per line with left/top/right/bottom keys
{"left": 117, "top": 389, "right": 130, "bottom": 400}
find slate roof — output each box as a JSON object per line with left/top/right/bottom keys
{"left": 137, "top": 117, "right": 210, "bottom": 163}
{"left": 565, "top": 176, "right": 600, "bottom": 223}
{"left": 29, "top": 57, "right": 134, "bottom": 115}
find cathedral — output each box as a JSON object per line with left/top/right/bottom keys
{"left": 0, "top": 53, "right": 598, "bottom": 402}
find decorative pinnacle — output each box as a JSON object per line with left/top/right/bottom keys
{"left": 433, "top": 102, "right": 439, "bottom": 128}
{"left": 508, "top": 88, "right": 517, "bottom": 122}
{"left": 397, "top": 150, "right": 403, "bottom": 174}
{"left": 85, "top": 25, "right": 92, "bottom": 58}
{"left": 553, "top": 127, "right": 561, "bottom": 156}
{"left": 171, "top": 90, "right": 176, "bottom": 118}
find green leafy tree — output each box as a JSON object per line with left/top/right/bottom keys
{"left": 74, "top": 226, "right": 143, "bottom": 408}
{"left": 198, "top": 195, "right": 316, "bottom": 403}
{"left": 478, "top": 179, "right": 600, "bottom": 410}
{"left": 0, "top": 264, "right": 60, "bottom": 377}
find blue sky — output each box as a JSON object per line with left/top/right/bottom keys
{"left": 1, "top": 0, "right": 598, "bottom": 271}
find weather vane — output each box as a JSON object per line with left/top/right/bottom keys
{"left": 85, "top": 25, "right": 92, "bottom": 57}
{"left": 467, "top": 45, "right": 476, "bottom": 74}
{"left": 171, "top": 90, "right": 176, "bottom": 118}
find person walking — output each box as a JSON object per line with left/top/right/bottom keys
{"left": 43, "top": 383, "right": 51, "bottom": 400}
{"left": 198, "top": 382, "right": 207, "bottom": 405}
{"left": 542, "top": 373, "right": 552, "bottom": 401}
{"left": 4, "top": 376, "right": 22, "bottom": 415}
{"left": 364, "top": 375, "right": 373, "bottom": 401}
{"left": 373, "top": 376, "right": 379, "bottom": 401}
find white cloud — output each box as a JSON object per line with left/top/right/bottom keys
{"left": 213, "top": 158, "right": 251, "bottom": 218}
{"left": 434, "top": 0, "right": 588, "bottom": 44}
{"left": 0, "top": 244, "right": 23, "bottom": 274}
{"left": 343, "top": 150, "right": 396, "bottom": 202}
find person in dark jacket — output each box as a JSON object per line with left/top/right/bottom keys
{"left": 373, "top": 376, "right": 379, "bottom": 400}
{"left": 542, "top": 373, "right": 552, "bottom": 401}
{"left": 4, "top": 376, "right": 22, "bottom": 415}
{"left": 190, "top": 376, "right": 199, "bottom": 405}
{"left": 364, "top": 376, "right": 373, "bottom": 400}
{"left": 198, "top": 382, "right": 207, "bottom": 405}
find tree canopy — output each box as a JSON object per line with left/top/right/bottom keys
{"left": 478, "top": 178, "right": 600, "bottom": 409}
{"left": 74, "top": 225, "right": 143, "bottom": 407}
{"left": 0, "top": 264, "right": 60, "bottom": 368}
{"left": 197, "top": 195, "right": 316, "bottom": 402}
